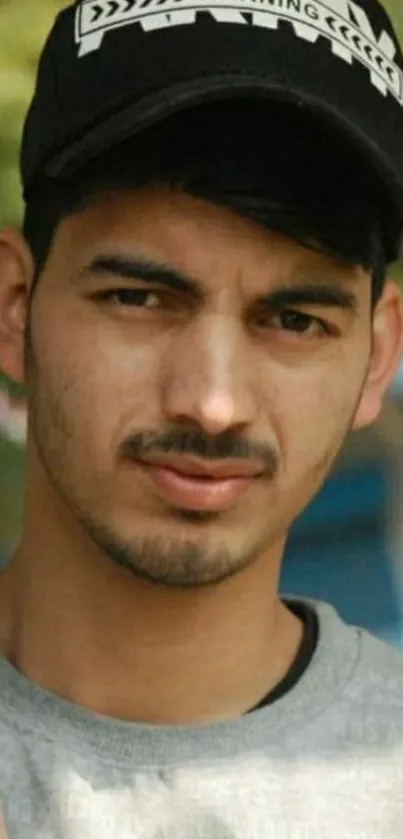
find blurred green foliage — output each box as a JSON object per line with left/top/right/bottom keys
{"left": 0, "top": 1, "right": 66, "bottom": 230}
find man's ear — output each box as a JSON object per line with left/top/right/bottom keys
{"left": 0, "top": 229, "right": 35, "bottom": 387}
{"left": 353, "top": 280, "right": 403, "bottom": 430}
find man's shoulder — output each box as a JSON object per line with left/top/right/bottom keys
{"left": 313, "top": 599, "right": 403, "bottom": 686}
{"left": 305, "top": 599, "right": 403, "bottom": 710}
{"left": 332, "top": 628, "right": 403, "bottom": 749}
{"left": 314, "top": 601, "right": 403, "bottom": 737}
{"left": 352, "top": 624, "right": 403, "bottom": 702}
{"left": 301, "top": 601, "right": 403, "bottom": 751}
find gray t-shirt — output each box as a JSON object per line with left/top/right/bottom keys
{"left": 0, "top": 599, "right": 403, "bottom": 838}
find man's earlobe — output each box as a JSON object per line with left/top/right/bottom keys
{"left": 0, "top": 229, "right": 35, "bottom": 386}
{"left": 353, "top": 280, "right": 403, "bottom": 431}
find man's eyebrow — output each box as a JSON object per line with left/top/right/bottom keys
{"left": 256, "top": 283, "right": 359, "bottom": 315}
{"left": 79, "top": 254, "right": 203, "bottom": 297}
{"left": 80, "top": 254, "right": 359, "bottom": 314}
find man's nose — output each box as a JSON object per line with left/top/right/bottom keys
{"left": 161, "top": 315, "right": 257, "bottom": 437}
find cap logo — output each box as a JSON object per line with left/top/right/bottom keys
{"left": 75, "top": 0, "right": 403, "bottom": 103}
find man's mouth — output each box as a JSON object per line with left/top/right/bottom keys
{"left": 136, "top": 454, "right": 263, "bottom": 512}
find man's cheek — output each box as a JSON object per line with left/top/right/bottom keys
{"left": 279, "top": 395, "right": 345, "bottom": 481}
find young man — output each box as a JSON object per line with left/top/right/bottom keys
{"left": 1, "top": 0, "right": 403, "bottom": 835}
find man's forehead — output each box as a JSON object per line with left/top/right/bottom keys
{"left": 59, "top": 190, "right": 360, "bottom": 279}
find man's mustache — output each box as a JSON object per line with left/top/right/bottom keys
{"left": 121, "top": 429, "right": 279, "bottom": 477}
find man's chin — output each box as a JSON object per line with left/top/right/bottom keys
{"left": 84, "top": 515, "right": 258, "bottom": 588}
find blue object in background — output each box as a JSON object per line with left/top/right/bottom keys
{"left": 280, "top": 461, "right": 403, "bottom": 647}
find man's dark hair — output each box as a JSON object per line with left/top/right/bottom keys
{"left": 23, "top": 99, "right": 400, "bottom": 306}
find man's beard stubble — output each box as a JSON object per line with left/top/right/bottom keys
{"left": 28, "top": 392, "right": 279, "bottom": 589}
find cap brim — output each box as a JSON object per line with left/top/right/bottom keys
{"left": 45, "top": 75, "right": 403, "bottom": 220}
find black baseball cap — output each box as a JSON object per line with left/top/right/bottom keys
{"left": 21, "top": 0, "right": 403, "bottom": 235}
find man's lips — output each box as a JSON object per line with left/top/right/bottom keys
{"left": 137, "top": 454, "right": 264, "bottom": 479}
{"left": 135, "top": 455, "right": 263, "bottom": 512}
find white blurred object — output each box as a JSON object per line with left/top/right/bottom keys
{"left": 0, "top": 389, "right": 27, "bottom": 445}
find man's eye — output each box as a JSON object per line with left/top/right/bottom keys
{"left": 95, "top": 289, "right": 162, "bottom": 309}
{"left": 257, "top": 309, "right": 330, "bottom": 335}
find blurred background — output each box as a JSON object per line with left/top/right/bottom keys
{"left": 1, "top": 0, "right": 403, "bottom": 644}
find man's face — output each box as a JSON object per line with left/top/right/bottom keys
{"left": 25, "top": 186, "right": 374, "bottom": 587}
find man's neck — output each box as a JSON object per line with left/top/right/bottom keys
{"left": 0, "top": 544, "right": 303, "bottom": 725}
